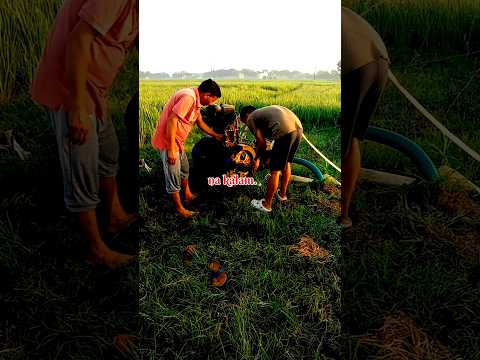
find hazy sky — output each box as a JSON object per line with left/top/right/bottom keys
{"left": 140, "top": 0, "right": 340, "bottom": 74}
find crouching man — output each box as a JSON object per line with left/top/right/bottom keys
{"left": 151, "top": 79, "right": 225, "bottom": 218}
{"left": 240, "top": 105, "right": 303, "bottom": 213}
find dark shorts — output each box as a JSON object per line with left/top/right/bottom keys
{"left": 269, "top": 129, "right": 303, "bottom": 171}
{"left": 340, "top": 58, "right": 389, "bottom": 158}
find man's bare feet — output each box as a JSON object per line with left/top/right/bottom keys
{"left": 177, "top": 208, "right": 199, "bottom": 218}
{"left": 86, "top": 247, "right": 136, "bottom": 269}
{"left": 339, "top": 216, "right": 353, "bottom": 229}
{"left": 106, "top": 213, "right": 139, "bottom": 235}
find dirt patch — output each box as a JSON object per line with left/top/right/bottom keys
{"left": 317, "top": 184, "right": 341, "bottom": 216}
{"left": 289, "top": 235, "right": 331, "bottom": 262}
{"left": 432, "top": 187, "right": 480, "bottom": 264}
{"left": 436, "top": 186, "right": 480, "bottom": 219}
{"left": 425, "top": 222, "right": 480, "bottom": 264}
{"left": 316, "top": 197, "right": 340, "bottom": 217}
{"left": 323, "top": 184, "right": 341, "bottom": 198}
{"left": 451, "top": 232, "right": 480, "bottom": 264}
{"left": 359, "top": 311, "right": 457, "bottom": 360}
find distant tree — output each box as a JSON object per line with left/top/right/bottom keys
{"left": 314, "top": 69, "right": 340, "bottom": 81}
{"left": 172, "top": 71, "right": 194, "bottom": 79}
{"left": 139, "top": 71, "right": 170, "bottom": 80}
{"left": 240, "top": 69, "right": 259, "bottom": 79}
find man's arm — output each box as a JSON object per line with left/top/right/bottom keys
{"left": 65, "top": 20, "right": 97, "bottom": 145}
{"left": 253, "top": 129, "right": 267, "bottom": 173}
{"left": 254, "top": 129, "right": 267, "bottom": 159}
{"left": 196, "top": 115, "right": 224, "bottom": 142}
{"left": 166, "top": 113, "right": 179, "bottom": 165}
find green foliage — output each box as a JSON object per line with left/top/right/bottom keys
{"left": 0, "top": 1, "right": 63, "bottom": 104}
{"left": 140, "top": 80, "right": 340, "bottom": 147}
{"left": 140, "top": 80, "right": 341, "bottom": 178}
{"left": 343, "top": 0, "right": 480, "bottom": 53}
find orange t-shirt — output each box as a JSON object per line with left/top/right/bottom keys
{"left": 151, "top": 88, "right": 202, "bottom": 153}
{"left": 31, "top": 0, "right": 138, "bottom": 121}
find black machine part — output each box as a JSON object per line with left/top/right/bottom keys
{"left": 201, "top": 104, "right": 238, "bottom": 138}
{"left": 191, "top": 104, "right": 257, "bottom": 192}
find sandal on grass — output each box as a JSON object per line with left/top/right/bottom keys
{"left": 209, "top": 262, "right": 227, "bottom": 287}
{"left": 251, "top": 199, "right": 272, "bottom": 213}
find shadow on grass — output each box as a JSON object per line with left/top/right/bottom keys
{"left": 341, "top": 181, "right": 480, "bottom": 359}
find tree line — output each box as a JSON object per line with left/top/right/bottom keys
{"left": 140, "top": 68, "right": 340, "bottom": 81}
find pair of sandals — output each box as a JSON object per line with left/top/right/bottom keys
{"left": 250, "top": 191, "right": 288, "bottom": 213}
{"left": 183, "top": 245, "right": 228, "bottom": 287}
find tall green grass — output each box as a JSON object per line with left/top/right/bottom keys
{"left": 343, "top": 0, "right": 480, "bottom": 53}
{"left": 139, "top": 173, "right": 342, "bottom": 359}
{"left": 342, "top": 0, "right": 480, "bottom": 183}
{"left": 0, "top": 1, "right": 63, "bottom": 104}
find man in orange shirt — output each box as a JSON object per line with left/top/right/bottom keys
{"left": 31, "top": 0, "right": 138, "bottom": 269}
{"left": 151, "top": 79, "right": 224, "bottom": 218}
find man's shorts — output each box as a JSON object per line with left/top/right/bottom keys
{"left": 159, "top": 150, "right": 189, "bottom": 193}
{"left": 341, "top": 58, "right": 389, "bottom": 158}
{"left": 269, "top": 129, "right": 303, "bottom": 171}
{"left": 50, "top": 108, "right": 119, "bottom": 212}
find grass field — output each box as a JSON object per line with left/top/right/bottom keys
{"left": 140, "top": 80, "right": 341, "bottom": 180}
{"left": 342, "top": 0, "right": 480, "bottom": 53}
{"left": 139, "top": 80, "right": 342, "bottom": 358}
{"left": 0, "top": 0, "right": 63, "bottom": 104}
{"left": 342, "top": 1, "right": 480, "bottom": 359}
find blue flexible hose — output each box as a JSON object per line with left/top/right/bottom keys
{"left": 365, "top": 126, "right": 439, "bottom": 181}
{"left": 292, "top": 157, "right": 325, "bottom": 182}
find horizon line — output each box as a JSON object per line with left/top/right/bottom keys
{"left": 139, "top": 68, "right": 339, "bottom": 75}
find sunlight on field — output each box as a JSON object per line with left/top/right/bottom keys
{"left": 139, "top": 80, "right": 341, "bottom": 176}
{"left": 139, "top": 80, "right": 340, "bottom": 145}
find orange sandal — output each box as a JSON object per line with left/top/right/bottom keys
{"left": 209, "top": 261, "right": 227, "bottom": 287}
